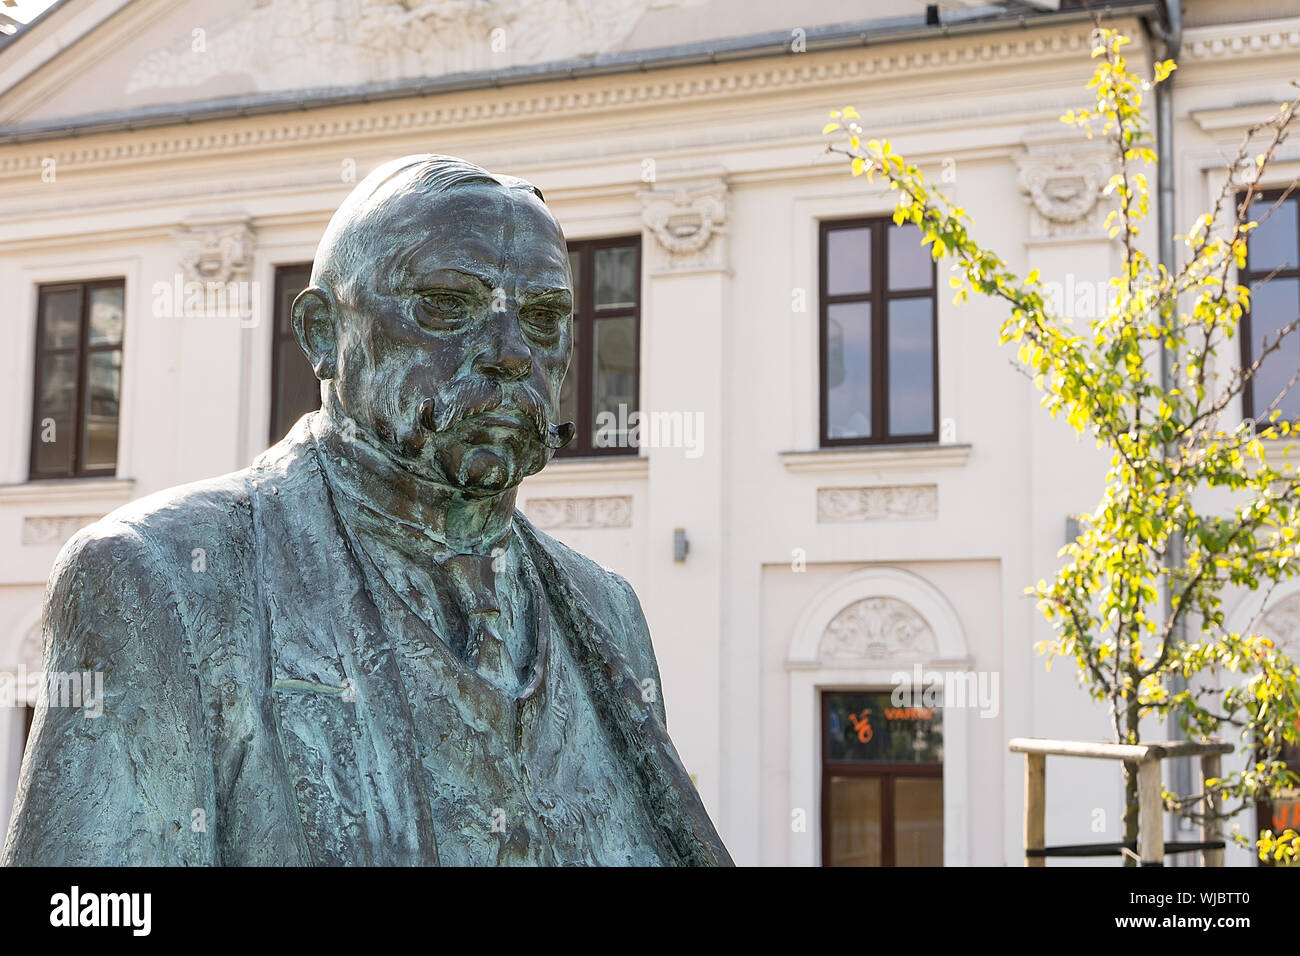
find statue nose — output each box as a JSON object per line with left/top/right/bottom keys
{"left": 474, "top": 329, "right": 533, "bottom": 383}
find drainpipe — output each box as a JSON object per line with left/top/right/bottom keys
{"left": 1153, "top": 0, "right": 1189, "bottom": 846}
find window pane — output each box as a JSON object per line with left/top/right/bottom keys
{"left": 888, "top": 298, "right": 935, "bottom": 436}
{"left": 591, "top": 316, "right": 635, "bottom": 448}
{"left": 593, "top": 246, "right": 637, "bottom": 310}
{"left": 827, "top": 776, "right": 882, "bottom": 867}
{"left": 557, "top": 318, "right": 578, "bottom": 430}
{"left": 894, "top": 777, "right": 944, "bottom": 866}
{"left": 825, "top": 691, "right": 943, "bottom": 763}
{"left": 889, "top": 223, "right": 933, "bottom": 290}
{"left": 826, "top": 227, "right": 871, "bottom": 296}
{"left": 272, "top": 264, "right": 319, "bottom": 442}
{"left": 83, "top": 351, "right": 121, "bottom": 471}
{"left": 41, "top": 288, "right": 81, "bottom": 350}
{"left": 1248, "top": 199, "right": 1298, "bottom": 273}
{"left": 33, "top": 353, "right": 77, "bottom": 474}
{"left": 1249, "top": 277, "right": 1300, "bottom": 421}
{"left": 568, "top": 250, "right": 581, "bottom": 304}
{"left": 277, "top": 265, "right": 312, "bottom": 336}
{"left": 88, "top": 286, "right": 124, "bottom": 346}
{"left": 825, "top": 302, "right": 871, "bottom": 440}
{"left": 273, "top": 343, "right": 321, "bottom": 441}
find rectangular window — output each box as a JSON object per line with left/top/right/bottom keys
{"left": 820, "top": 219, "right": 937, "bottom": 446}
{"left": 30, "top": 279, "right": 125, "bottom": 478}
{"left": 270, "top": 263, "right": 320, "bottom": 443}
{"left": 557, "top": 237, "right": 641, "bottom": 458}
{"left": 821, "top": 690, "right": 943, "bottom": 867}
{"left": 1241, "top": 190, "right": 1300, "bottom": 424}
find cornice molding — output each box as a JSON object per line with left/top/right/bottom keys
{"left": 0, "top": 23, "right": 1112, "bottom": 179}
{"left": 0, "top": 477, "right": 135, "bottom": 504}
{"left": 780, "top": 444, "right": 972, "bottom": 474}
{"left": 520, "top": 455, "right": 649, "bottom": 484}
{"left": 1182, "top": 17, "right": 1300, "bottom": 62}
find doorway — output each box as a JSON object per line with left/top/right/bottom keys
{"left": 821, "top": 689, "right": 944, "bottom": 866}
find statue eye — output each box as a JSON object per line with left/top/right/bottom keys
{"left": 416, "top": 292, "right": 468, "bottom": 326}
{"left": 521, "top": 306, "right": 566, "bottom": 341}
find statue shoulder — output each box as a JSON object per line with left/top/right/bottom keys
{"left": 57, "top": 423, "right": 319, "bottom": 586}
{"left": 515, "top": 516, "right": 642, "bottom": 612}
{"left": 59, "top": 470, "right": 254, "bottom": 581}
{"left": 514, "top": 514, "right": 667, "bottom": 722}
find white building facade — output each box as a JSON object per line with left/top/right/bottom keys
{"left": 1, "top": 0, "right": 1299, "bottom": 866}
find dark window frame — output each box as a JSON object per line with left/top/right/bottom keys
{"left": 819, "top": 217, "right": 939, "bottom": 447}
{"left": 29, "top": 278, "right": 126, "bottom": 479}
{"left": 1240, "top": 187, "right": 1300, "bottom": 423}
{"left": 269, "top": 263, "right": 319, "bottom": 445}
{"left": 819, "top": 689, "right": 943, "bottom": 867}
{"left": 556, "top": 235, "right": 642, "bottom": 459}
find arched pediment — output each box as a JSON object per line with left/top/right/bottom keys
{"left": 788, "top": 567, "right": 966, "bottom": 667}
{"left": 821, "top": 596, "right": 938, "bottom": 662}
{"left": 1260, "top": 591, "right": 1300, "bottom": 659}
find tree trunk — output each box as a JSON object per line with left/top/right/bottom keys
{"left": 1121, "top": 689, "right": 1142, "bottom": 867}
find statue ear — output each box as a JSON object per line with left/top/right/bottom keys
{"left": 292, "top": 286, "right": 338, "bottom": 380}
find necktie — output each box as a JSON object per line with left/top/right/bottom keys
{"left": 439, "top": 552, "right": 517, "bottom": 690}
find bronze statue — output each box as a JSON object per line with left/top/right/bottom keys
{"left": 3, "top": 155, "right": 732, "bottom": 866}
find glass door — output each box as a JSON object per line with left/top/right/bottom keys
{"left": 821, "top": 690, "right": 944, "bottom": 866}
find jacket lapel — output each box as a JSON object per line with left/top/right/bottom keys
{"left": 514, "top": 515, "right": 734, "bottom": 866}
{"left": 253, "top": 430, "right": 440, "bottom": 865}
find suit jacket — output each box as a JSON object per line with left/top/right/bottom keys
{"left": 2, "top": 415, "right": 732, "bottom": 866}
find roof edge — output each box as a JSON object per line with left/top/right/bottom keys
{"left": 0, "top": 2, "right": 1156, "bottom": 144}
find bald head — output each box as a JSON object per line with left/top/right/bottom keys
{"left": 290, "top": 153, "right": 575, "bottom": 492}
{"left": 312, "top": 154, "right": 549, "bottom": 305}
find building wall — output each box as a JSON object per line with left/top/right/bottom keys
{"left": 2, "top": 2, "right": 1299, "bottom": 864}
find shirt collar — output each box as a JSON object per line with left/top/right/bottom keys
{"left": 309, "top": 409, "right": 516, "bottom": 560}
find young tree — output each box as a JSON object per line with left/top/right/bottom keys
{"left": 824, "top": 27, "right": 1300, "bottom": 864}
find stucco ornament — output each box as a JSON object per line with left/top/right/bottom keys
{"left": 179, "top": 222, "right": 254, "bottom": 284}
{"left": 2, "top": 155, "right": 731, "bottom": 867}
{"left": 125, "top": 0, "right": 708, "bottom": 96}
{"left": 640, "top": 183, "right": 727, "bottom": 254}
{"left": 820, "top": 597, "right": 938, "bottom": 661}
{"left": 1260, "top": 592, "right": 1300, "bottom": 659}
{"left": 1017, "top": 150, "right": 1109, "bottom": 238}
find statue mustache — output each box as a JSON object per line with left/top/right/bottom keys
{"left": 417, "top": 378, "right": 575, "bottom": 450}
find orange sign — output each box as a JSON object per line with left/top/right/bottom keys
{"left": 1273, "top": 799, "right": 1300, "bottom": 832}
{"left": 847, "top": 710, "right": 873, "bottom": 744}
{"left": 884, "top": 707, "right": 934, "bottom": 721}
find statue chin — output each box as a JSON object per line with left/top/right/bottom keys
{"left": 454, "top": 446, "right": 518, "bottom": 493}
{"left": 431, "top": 433, "right": 548, "bottom": 496}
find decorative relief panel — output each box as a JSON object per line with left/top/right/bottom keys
{"left": 819, "top": 597, "right": 938, "bottom": 662}
{"left": 526, "top": 496, "right": 633, "bottom": 530}
{"left": 1260, "top": 592, "right": 1300, "bottom": 658}
{"left": 639, "top": 179, "right": 728, "bottom": 273}
{"left": 1017, "top": 147, "right": 1111, "bottom": 239}
{"left": 21, "top": 515, "right": 102, "bottom": 547}
{"left": 817, "top": 485, "right": 937, "bottom": 522}
{"left": 178, "top": 222, "right": 255, "bottom": 284}
{"left": 125, "top": 0, "right": 706, "bottom": 95}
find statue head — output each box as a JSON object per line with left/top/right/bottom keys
{"left": 292, "top": 154, "right": 575, "bottom": 496}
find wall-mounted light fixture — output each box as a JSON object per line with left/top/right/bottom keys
{"left": 673, "top": 528, "right": 690, "bottom": 563}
